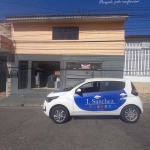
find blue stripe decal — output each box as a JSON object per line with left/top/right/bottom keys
{"left": 74, "top": 90, "right": 126, "bottom": 111}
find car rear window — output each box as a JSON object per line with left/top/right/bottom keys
{"left": 101, "top": 81, "right": 125, "bottom": 92}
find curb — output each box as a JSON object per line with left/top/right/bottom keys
{"left": 0, "top": 104, "right": 42, "bottom": 107}
{"left": 142, "top": 102, "right": 150, "bottom": 105}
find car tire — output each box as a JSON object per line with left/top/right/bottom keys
{"left": 50, "top": 106, "right": 69, "bottom": 124}
{"left": 120, "top": 105, "right": 140, "bottom": 123}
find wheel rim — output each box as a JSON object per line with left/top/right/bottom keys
{"left": 124, "top": 108, "right": 138, "bottom": 122}
{"left": 53, "top": 109, "right": 66, "bottom": 123}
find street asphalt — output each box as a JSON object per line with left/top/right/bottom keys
{"left": 0, "top": 105, "right": 150, "bottom": 150}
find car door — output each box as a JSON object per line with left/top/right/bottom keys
{"left": 100, "top": 81, "right": 127, "bottom": 114}
{"left": 73, "top": 81, "right": 103, "bottom": 114}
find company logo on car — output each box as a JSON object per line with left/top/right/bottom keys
{"left": 85, "top": 98, "right": 115, "bottom": 105}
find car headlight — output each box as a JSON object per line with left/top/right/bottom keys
{"left": 46, "top": 96, "right": 59, "bottom": 102}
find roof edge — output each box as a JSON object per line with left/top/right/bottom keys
{"left": 6, "top": 14, "right": 129, "bottom": 21}
{"left": 126, "top": 35, "right": 150, "bottom": 38}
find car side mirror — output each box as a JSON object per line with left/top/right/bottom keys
{"left": 76, "top": 88, "right": 82, "bottom": 94}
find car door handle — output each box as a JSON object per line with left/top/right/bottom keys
{"left": 120, "top": 93, "right": 127, "bottom": 97}
{"left": 94, "top": 95, "right": 101, "bottom": 99}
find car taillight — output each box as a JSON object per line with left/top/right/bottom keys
{"left": 131, "top": 82, "right": 138, "bottom": 96}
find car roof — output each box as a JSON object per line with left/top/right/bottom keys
{"left": 84, "top": 78, "right": 129, "bottom": 82}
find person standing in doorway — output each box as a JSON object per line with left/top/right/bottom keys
{"left": 47, "top": 71, "right": 56, "bottom": 88}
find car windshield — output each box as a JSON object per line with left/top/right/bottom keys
{"left": 63, "top": 80, "right": 84, "bottom": 91}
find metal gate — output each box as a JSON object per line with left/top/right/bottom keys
{"left": 0, "top": 56, "right": 7, "bottom": 93}
{"left": 18, "top": 61, "right": 28, "bottom": 89}
{"left": 124, "top": 49, "right": 150, "bottom": 76}
{"left": 66, "top": 70, "right": 102, "bottom": 87}
{"left": 65, "top": 62, "right": 102, "bottom": 87}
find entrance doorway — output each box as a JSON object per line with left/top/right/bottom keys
{"left": 0, "top": 56, "right": 7, "bottom": 98}
{"left": 31, "top": 61, "right": 60, "bottom": 89}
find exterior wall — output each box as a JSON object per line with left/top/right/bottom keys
{"left": 124, "top": 76, "right": 150, "bottom": 82}
{"left": 0, "top": 53, "right": 12, "bottom": 97}
{"left": 63, "top": 55, "right": 124, "bottom": 78}
{"left": 124, "top": 37, "right": 150, "bottom": 77}
{"left": 10, "top": 20, "right": 126, "bottom": 94}
{"left": 63, "top": 55, "right": 124, "bottom": 88}
{"left": 10, "top": 54, "right": 124, "bottom": 94}
{"left": 0, "top": 22, "right": 11, "bottom": 39}
{"left": 124, "top": 36, "right": 150, "bottom": 93}
{"left": 12, "top": 22, "right": 124, "bottom": 55}
{"left": 0, "top": 35, "right": 13, "bottom": 52}
{"left": 125, "top": 76, "right": 150, "bottom": 93}
{"left": 133, "top": 82, "right": 150, "bottom": 94}
{"left": 0, "top": 22, "right": 12, "bottom": 97}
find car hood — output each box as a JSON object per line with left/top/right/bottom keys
{"left": 47, "top": 89, "right": 66, "bottom": 97}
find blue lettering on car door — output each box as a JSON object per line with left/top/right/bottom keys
{"left": 74, "top": 89, "right": 127, "bottom": 111}
{"left": 74, "top": 92, "right": 103, "bottom": 111}
{"left": 102, "top": 90, "right": 127, "bottom": 111}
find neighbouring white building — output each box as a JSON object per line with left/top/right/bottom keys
{"left": 124, "top": 35, "right": 150, "bottom": 93}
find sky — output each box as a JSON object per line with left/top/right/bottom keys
{"left": 0, "top": 0, "right": 150, "bottom": 35}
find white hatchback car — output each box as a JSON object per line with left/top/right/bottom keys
{"left": 43, "top": 78, "right": 143, "bottom": 124}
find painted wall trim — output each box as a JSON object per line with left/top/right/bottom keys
{"left": 124, "top": 76, "right": 150, "bottom": 82}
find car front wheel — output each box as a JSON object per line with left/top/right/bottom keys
{"left": 50, "top": 106, "right": 69, "bottom": 124}
{"left": 120, "top": 105, "right": 140, "bottom": 123}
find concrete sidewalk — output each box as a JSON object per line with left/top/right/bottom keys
{"left": 0, "top": 93, "right": 150, "bottom": 107}
{"left": 139, "top": 93, "right": 150, "bottom": 103}
{"left": 0, "top": 89, "right": 51, "bottom": 107}
{"left": 0, "top": 95, "right": 45, "bottom": 107}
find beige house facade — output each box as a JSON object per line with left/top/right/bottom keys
{"left": 5, "top": 14, "right": 128, "bottom": 95}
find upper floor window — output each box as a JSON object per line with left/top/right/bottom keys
{"left": 52, "top": 27, "right": 79, "bottom": 40}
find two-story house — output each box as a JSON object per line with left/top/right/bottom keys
{"left": 6, "top": 14, "right": 128, "bottom": 95}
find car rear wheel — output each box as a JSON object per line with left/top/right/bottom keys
{"left": 120, "top": 105, "right": 140, "bottom": 123}
{"left": 50, "top": 106, "right": 69, "bottom": 124}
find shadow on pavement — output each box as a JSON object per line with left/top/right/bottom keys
{"left": 72, "top": 115, "right": 120, "bottom": 120}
